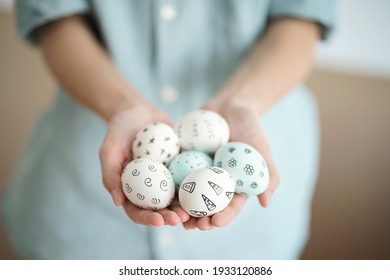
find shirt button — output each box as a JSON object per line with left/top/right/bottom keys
{"left": 160, "top": 3, "right": 178, "bottom": 20}
{"left": 160, "top": 85, "right": 179, "bottom": 103}
{"left": 158, "top": 231, "right": 175, "bottom": 247}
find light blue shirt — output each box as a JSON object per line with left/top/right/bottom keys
{"left": 2, "top": 0, "right": 336, "bottom": 259}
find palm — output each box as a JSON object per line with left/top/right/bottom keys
{"left": 100, "top": 104, "right": 189, "bottom": 226}
{"left": 183, "top": 101, "right": 279, "bottom": 230}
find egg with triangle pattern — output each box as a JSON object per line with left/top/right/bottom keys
{"left": 178, "top": 167, "right": 235, "bottom": 217}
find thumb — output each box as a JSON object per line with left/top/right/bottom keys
{"left": 99, "top": 140, "right": 128, "bottom": 206}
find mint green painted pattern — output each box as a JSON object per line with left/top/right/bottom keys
{"left": 1, "top": 0, "right": 336, "bottom": 259}
{"left": 168, "top": 151, "right": 213, "bottom": 187}
{"left": 214, "top": 142, "right": 270, "bottom": 196}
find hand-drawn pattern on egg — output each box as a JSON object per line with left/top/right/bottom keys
{"left": 132, "top": 169, "right": 140, "bottom": 176}
{"left": 226, "top": 192, "right": 234, "bottom": 199}
{"left": 189, "top": 210, "right": 208, "bottom": 217}
{"left": 168, "top": 151, "right": 213, "bottom": 187}
{"left": 121, "top": 158, "right": 175, "bottom": 210}
{"left": 208, "top": 181, "right": 222, "bottom": 195}
{"left": 160, "top": 180, "right": 168, "bottom": 191}
{"left": 214, "top": 142, "right": 270, "bottom": 196}
{"left": 207, "top": 166, "right": 223, "bottom": 174}
{"left": 148, "top": 165, "right": 157, "bottom": 172}
{"left": 201, "top": 194, "right": 216, "bottom": 211}
{"left": 144, "top": 178, "right": 152, "bottom": 187}
{"left": 124, "top": 183, "right": 132, "bottom": 193}
{"left": 181, "top": 182, "right": 196, "bottom": 193}
{"left": 174, "top": 110, "right": 230, "bottom": 154}
{"left": 151, "top": 198, "right": 160, "bottom": 204}
{"left": 179, "top": 167, "right": 235, "bottom": 217}
{"left": 132, "top": 122, "right": 180, "bottom": 165}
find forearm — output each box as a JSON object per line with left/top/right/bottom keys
{"left": 38, "top": 15, "right": 146, "bottom": 121}
{"left": 211, "top": 18, "right": 320, "bottom": 115}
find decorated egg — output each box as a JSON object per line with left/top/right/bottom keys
{"left": 174, "top": 109, "right": 230, "bottom": 154}
{"left": 178, "top": 167, "right": 235, "bottom": 217}
{"left": 132, "top": 122, "right": 180, "bottom": 165}
{"left": 214, "top": 142, "right": 270, "bottom": 196}
{"left": 168, "top": 151, "right": 213, "bottom": 187}
{"left": 121, "top": 158, "right": 175, "bottom": 210}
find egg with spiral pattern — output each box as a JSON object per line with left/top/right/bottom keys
{"left": 121, "top": 158, "right": 175, "bottom": 210}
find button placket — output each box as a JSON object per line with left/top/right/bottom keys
{"left": 160, "top": 85, "right": 179, "bottom": 103}
{"left": 160, "top": 3, "right": 178, "bottom": 20}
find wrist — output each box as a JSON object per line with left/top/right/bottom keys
{"left": 102, "top": 86, "right": 148, "bottom": 122}
{"left": 209, "top": 84, "right": 264, "bottom": 116}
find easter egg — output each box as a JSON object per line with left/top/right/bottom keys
{"left": 168, "top": 151, "right": 213, "bottom": 187}
{"left": 178, "top": 167, "right": 235, "bottom": 217}
{"left": 214, "top": 142, "right": 269, "bottom": 196}
{"left": 121, "top": 158, "right": 175, "bottom": 210}
{"left": 174, "top": 109, "right": 230, "bottom": 154}
{"left": 132, "top": 122, "right": 180, "bottom": 165}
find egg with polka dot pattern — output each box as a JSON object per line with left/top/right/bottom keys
{"left": 179, "top": 167, "right": 235, "bottom": 217}
{"left": 214, "top": 142, "right": 269, "bottom": 196}
{"left": 121, "top": 158, "right": 175, "bottom": 210}
{"left": 132, "top": 122, "right": 180, "bottom": 165}
{"left": 168, "top": 151, "right": 213, "bottom": 188}
{"left": 174, "top": 109, "right": 230, "bottom": 154}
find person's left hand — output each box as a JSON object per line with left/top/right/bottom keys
{"left": 99, "top": 102, "right": 189, "bottom": 226}
{"left": 183, "top": 99, "right": 280, "bottom": 231}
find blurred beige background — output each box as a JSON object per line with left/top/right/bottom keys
{"left": 1, "top": 8, "right": 389, "bottom": 259}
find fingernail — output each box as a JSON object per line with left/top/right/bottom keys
{"left": 110, "top": 189, "right": 120, "bottom": 206}
{"left": 182, "top": 224, "right": 191, "bottom": 231}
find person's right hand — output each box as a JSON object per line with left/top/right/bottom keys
{"left": 99, "top": 102, "right": 190, "bottom": 226}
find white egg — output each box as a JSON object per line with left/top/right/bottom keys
{"left": 178, "top": 167, "right": 235, "bottom": 217}
{"left": 132, "top": 122, "right": 180, "bottom": 165}
{"left": 214, "top": 142, "right": 270, "bottom": 196}
{"left": 174, "top": 109, "right": 230, "bottom": 154}
{"left": 121, "top": 158, "right": 175, "bottom": 210}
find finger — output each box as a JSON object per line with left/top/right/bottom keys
{"left": 256, "top": 148, "right": 280, "bottom": 207}
{"left": 196, "top": 217, "right": 213, "bottom": 231}
{"left": 154, "top": 110, "right": 174, "bottom": 127}
{"left": 183, "top": 217, "right": 198, "bottom": 230}
{"left": 211, "top": 193, "right": 248, "bottom": 227}
{"left": 169, "top": 198, "right": 190, "bottom": 223}
{"left": 258, "top": 167, "right": 280, "bottom": 207}
{"left": 248, "top": 126, "right": 280, "bottom": 208}
{"left": 99, "top": 140, "right": 127, "bottom": 206}
{"left": 123, "top": 200, "right": 165, "bottom": 226}
{"left": 157, "top": 208, "right": 181, "bottom": 226}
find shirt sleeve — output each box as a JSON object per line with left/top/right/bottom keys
{"left": 268, "top": 0, "right": 337, "bottom": 40}
{"left": 15, "top": 0, "right": 90, "bottom": 45}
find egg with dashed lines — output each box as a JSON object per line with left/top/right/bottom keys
{"left": 132, "top": 122, "right": 180, "bottom": 165}
{"left": 121, "top": 158, "right": 175, "bottom": 210}
{"left": 178, "top": 167, "right": 235, "bottom": 217}
{"left": 214, "top": 142, "right": 269, "bottom": 196}
{"left": 174, "top": 109, "right": 230, "bottom": 154}
{"left": 168, "top": 151, "right": 213, "bottom": 187}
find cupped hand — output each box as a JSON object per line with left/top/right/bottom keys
{"left": 99, "top": 103, "right": 189, "bottom": 226}
{"left": 183, "top": 99, "right": 280, "bottom": 230}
